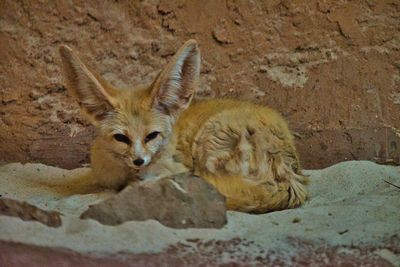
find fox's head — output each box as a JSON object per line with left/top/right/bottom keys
{"left": 59, "top": 40, "right": 200, "bottom": 171}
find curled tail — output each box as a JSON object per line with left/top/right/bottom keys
{"left": 287, "top": 171, "right": 309, "bottom": 208}
{"left": 202, "top": 171, "right": 308, "bottom": 213}
{"left": 198, "top": 146, "right": 309, "bottom": 214}
{"left": 272, "top": 153, "right": 309, "bottom": 210}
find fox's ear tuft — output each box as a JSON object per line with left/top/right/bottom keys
{"left": 59, "top": 45, "right": 117, "bottom": 124}
{"left": 150, "top": 39, "right": 200, "bottom": 116}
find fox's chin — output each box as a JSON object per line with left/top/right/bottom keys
{"left": 129, "top": 163, "right": 151, "bottom": 172}
{"left": 130, "top": 165, "right": 148, "bottom": 174}
{"left": 126, "top": 166, "right": 142, "bottom": 181}
{"left": 129, "top": 165, "right": 142, "bottom": 171}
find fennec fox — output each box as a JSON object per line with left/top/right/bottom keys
{"left": 59, "top": 40, "right": 308, "bottom": 213}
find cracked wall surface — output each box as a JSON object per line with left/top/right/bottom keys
{"left": 0, "top": 0, "right": 399, "bottom": 169}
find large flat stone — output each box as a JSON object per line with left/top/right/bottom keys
{"left": 81, "top": 173, "right": 227, "bottom": 229}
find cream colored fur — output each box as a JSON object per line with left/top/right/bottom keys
{"left": 57, "top": 40, "right": 309, "bottom": 213}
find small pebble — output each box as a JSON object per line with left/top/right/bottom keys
{"left": 292, "top": 217, "right": 301, "bottom": 223}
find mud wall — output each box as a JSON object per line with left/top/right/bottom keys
{"left": 1, "top": 0, "right": 399, "bottom": 169}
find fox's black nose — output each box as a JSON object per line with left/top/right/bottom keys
{"left": 133, "top": 158, "right": 145, "bottom": 166}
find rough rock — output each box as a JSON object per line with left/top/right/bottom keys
{"left": 212, "top": 19, "right": 232, "bottom": 44}
{"left": 81, "top": 173, "right": 227, "bottom": 229}
{"left": 0, "top": 197, "right": 62, "bottom": 228}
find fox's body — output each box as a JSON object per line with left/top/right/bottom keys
{"left": 161, "top": 99, "right": 307, "bottom": 212}
{"left": 58, "top": 40, "right": 308, "bottom": 213}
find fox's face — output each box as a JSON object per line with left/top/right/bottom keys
{"left": 107, "top": 114, "right": 168, "bottom": 169}
{"left": 96, "top": 88, "right": 174, "bottom": 170}
{"left": 59, "top": 40, "right": 200, "bottom": 171}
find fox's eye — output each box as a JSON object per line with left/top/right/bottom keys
{"left": 113, "top": 134, "right": 131, "bottom": 145}
{"left": 144, "top": 131, "right": 160, "bottom": 143}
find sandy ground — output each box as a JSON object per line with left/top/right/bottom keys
{"left": 0, "top": 161, "right": 399, "bottom": 265}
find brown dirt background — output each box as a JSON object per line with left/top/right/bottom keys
{"left": 1, "top": 0, "right": 400, "bottom": 169}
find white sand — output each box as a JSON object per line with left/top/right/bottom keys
{"left": 0, "top": 161, "right": 399, "bottom": 255}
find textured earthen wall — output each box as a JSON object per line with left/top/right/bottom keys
{"left": 1, "top": 0, "right": 399, "bottom": 169}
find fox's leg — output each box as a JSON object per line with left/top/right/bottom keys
{"left": 192, "top": 111, "right": 309, "bottom": 213}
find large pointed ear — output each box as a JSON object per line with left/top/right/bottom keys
{"left": 59, "top": 45, "right": 118, "bottom": 124}
{"left": 150, "top": 39, "right": 200, "bottom": 116}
